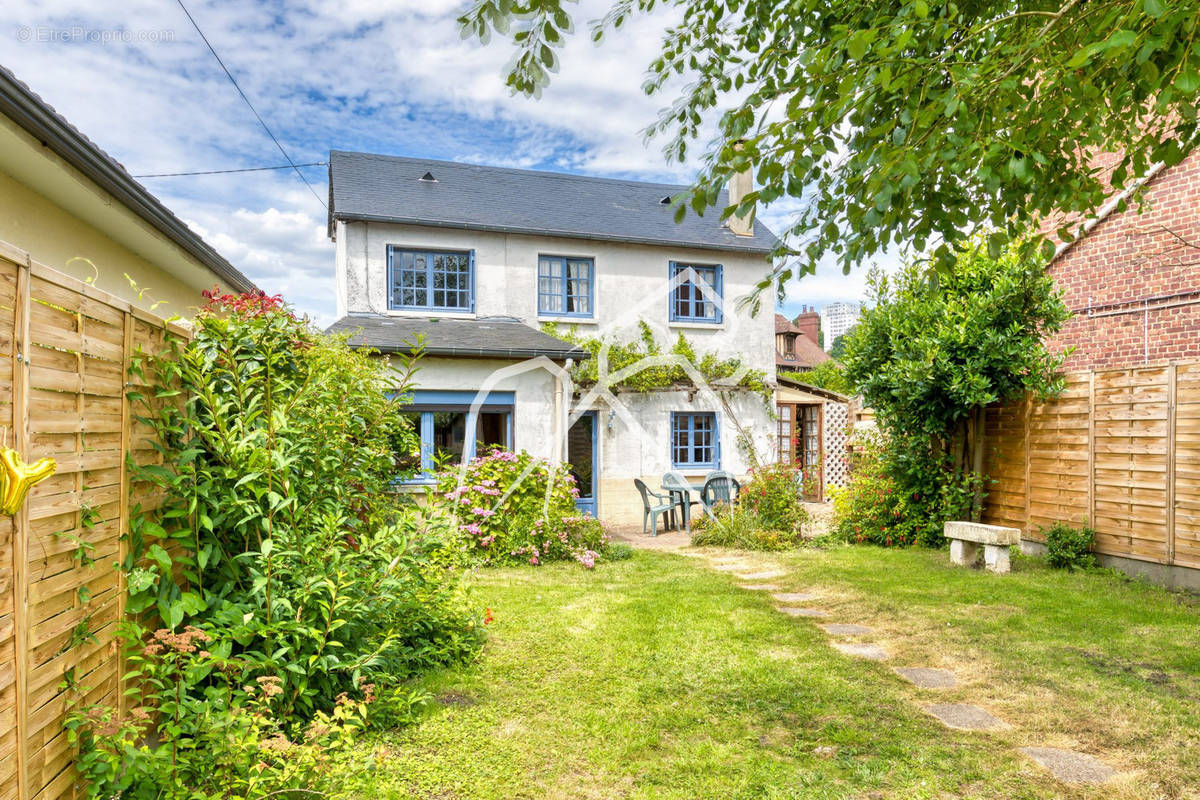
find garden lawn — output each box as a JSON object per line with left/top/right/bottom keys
{"left": 332, "top": 547, "right": 1200, "bottom": 800}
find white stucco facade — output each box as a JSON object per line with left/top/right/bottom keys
{"left": 336, "top": 218, "right": 778, "bottom": 524}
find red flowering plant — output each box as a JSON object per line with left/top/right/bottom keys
{"left": 434, "top": 447, "right": 610, "bottom": 566}
{"left": 738, "top": 462, "right": 810, "bottom": 535}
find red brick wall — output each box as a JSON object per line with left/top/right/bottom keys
{"left": 1047, "top": 149, "right": 1200, "bottom": 370}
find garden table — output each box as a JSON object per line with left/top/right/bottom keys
{"left": 661, "top": 479, "right": 704, "bottom": 533}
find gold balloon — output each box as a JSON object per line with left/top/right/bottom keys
{"left": 0, "top": 448, "right": 57, "bottom": 515}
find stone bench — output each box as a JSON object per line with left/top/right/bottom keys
{"left": 944, "top": 522, "right": 1021, "bottom": 574}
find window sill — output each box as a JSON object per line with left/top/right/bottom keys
{"left": 538, "top": 314, "right": 598, "bottom": 324}
{"left": 668, "top": 320, "right": 725, "bottom": 331}
{"left": 385, "top": 309, "right": 476, "bottom": 320}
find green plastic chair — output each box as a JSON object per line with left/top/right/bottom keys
{"left": 634, "top": 478, "right": 676, "bottom": 536}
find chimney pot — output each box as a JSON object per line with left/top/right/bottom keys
{"left": 726, "top": 142, "right": 755, "bottom": 237}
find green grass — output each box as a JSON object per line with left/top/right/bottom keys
{"left": 330, "top": 546, "right": 1200, "bottom": 800}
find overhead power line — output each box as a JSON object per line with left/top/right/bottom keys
{"left": 173, "top": 0, "right": 327, "bottom": 210}
{"left": 135, "top": 162, "right": 327, "bottom": 178}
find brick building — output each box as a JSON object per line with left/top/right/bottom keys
{"left": 1046, "top": 149, "right": 1200, "bottom": 370}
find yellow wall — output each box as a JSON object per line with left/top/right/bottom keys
{"left": 0, "top": 116, "right": 241, "bottom": 318}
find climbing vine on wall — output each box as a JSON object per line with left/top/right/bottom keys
{"left": 542, "top": 321, "right": 770, "bottom": 400}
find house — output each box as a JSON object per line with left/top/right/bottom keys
{"left": 324, "top": 150, "right": 779, "bottom": 525}
{"left": 774, "top": 311, "right": 829, "bottom": 372}
{"left": 0, "top": 66, "right": 255, "bottom": 311}
{"left": 1041, "top": 149, "right": 1200, "bottom": 370}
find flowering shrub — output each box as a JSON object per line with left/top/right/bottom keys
{"left": 831, "top": 430, "right": 980, "bottom": 547}
{"left": 692, "top": 503, "right": 808, "bottom": 551}
{"left": 739, "top": 462, "right": 809, "bottom": 534}
{"left": 434, "top": 448, "right": 609, "bottom": 565}
{"left": 66, "top": 623, "right": 379, "bottom": 799}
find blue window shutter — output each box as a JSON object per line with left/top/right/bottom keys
{"left": 715, "top": 412, "right": 722, "bottom": 469}
{"left": 714, "top": 265, "right": 724, "bottom": 324}
{"left": 386, "top": 245, "right": 394, "bottom": 310}
{"left": 469, "top": 250, "right": 476, "bottom": 312}
{"left": 668, "top": 261, "right": 678, "bottom": 322}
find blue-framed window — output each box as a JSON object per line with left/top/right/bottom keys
{"left": 669, "top": 262, "right": 723, "bottom": 323}
{"left": 537, "top": 255, "right": 594, "bottom": 317}
{"left": 397, "top": 390, "right": 514, "bottom": 481}
{"left": 671, "top": 412, "right": 719, "bottom": 469}
{"left": 388, "top": 246, "right": 474, "bottom": 311}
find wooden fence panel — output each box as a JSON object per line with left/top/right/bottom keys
{"left": 983, "top": 360, "right": 1200, "bottom": 572}
{"left": 1174, "top": 363, "right": 1200, "bottom": 568}
{"left": 0, "top": 244, "right": 188, "bottom": 800}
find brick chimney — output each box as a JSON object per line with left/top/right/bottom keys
{"left": 794, "top": 305, "right": 820, "bottom": 343}
{"left": 727, "top": 143, "right": 755, "bottom": 237}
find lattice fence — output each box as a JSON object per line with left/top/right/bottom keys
{"left": 823, "top": 401, "right": 851, "bottom": 489}
{"left": 0, "top": 240, "right": 185, "bottom": 800}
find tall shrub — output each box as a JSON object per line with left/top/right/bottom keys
{"left": 839, "top": 242, "right": 1069, "bottom": 542}
{"left": 123, "top": 290, "right": 481, "bottom": 713}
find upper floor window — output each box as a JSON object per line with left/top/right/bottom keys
{"left": 538, "top": 256, "right": 594, "bottom": 317}
{"left": 671, "top": 411, "right": 718, "bottom": 470}
{"left": 669, "top": 262, "right": 723, "bottom": 324}
{"left": 388, "top": 246, "right": 474, "bottom": 312}
{"left": 784, "top": 333, "right": 796, "bottom": 357}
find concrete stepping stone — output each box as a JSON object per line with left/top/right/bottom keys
{"left": 832, "top": 642, "right": 889, "bottom": 660}
{"left": 1019, "top": 747, "right": 1115, "bottom": 784}
{"left": 770, "top": 592, "right": 818, "bottom": 603}
{"left": 894, "top": 667, "right": 958, "bottom": 689}
{"left": 820, "top": 623, "right": 874, "bottom": 636}
{"left": 736, "top": 570, "right": 785, "bottom": 580}
{"left": 776, "top": 607, "right": 829, "bottom": 617}
{"left": 924, "top": 703, "right": 1006, "bottom": 731}
{"left": 739, "top": 583, "right": 781, "bottom": 591}
{"left": 712, "top": 563, "right": 754, "bottom": 572}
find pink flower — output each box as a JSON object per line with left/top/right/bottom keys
{"left": 464, "top": 523, "right": 483, "bottom": 536}
{"left": 472, "top": 507, "right": 496, "bottom": 517}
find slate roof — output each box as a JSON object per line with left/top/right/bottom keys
{"left": 328, "top": 150, "right": 778, "bottom": 254}
{"left": 0, "top": 65, "right": 255, "bottom": 293}
{"left": 327, "top": 314, "right": 589, "bottom": 361}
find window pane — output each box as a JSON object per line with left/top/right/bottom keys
{"left": 432, "top": 411, "right": 468, "bottom": 465}
{"left": 476, "top": 411, "right": 510, "bottom": 453}
{"left": 395, "top": 412, "right": 423, "bottom": 473}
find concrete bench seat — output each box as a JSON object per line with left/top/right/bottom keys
{"left": 944, "top": 522, "right": 1020, "bottom": 574}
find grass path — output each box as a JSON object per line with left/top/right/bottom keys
{"left": 334, "top": 546, "right": 1200, "bottom": 800}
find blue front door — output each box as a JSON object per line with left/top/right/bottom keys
{"left": 567, "top": 411, "right": 598, "bottom": 517}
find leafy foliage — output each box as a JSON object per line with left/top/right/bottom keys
{"left": 828, "top": 335, "right": 850, "bottom": 361}
{"left": 844, "top": 244, "right": 1069, "bottom": 444}
{"left": 831, "top": 430, "right": 979, "bottom": 547}
{"left": 545, "top": 320, "right": 770, "bottom": 399}
{"left": 69, "top": 292, "right": 483, "bottom": 798}
{"left": 691, "top": 463, "right": 811, "bottom": 550}
{"left": 434, "top": 448, "right": 611, "bottom": 566}
{"left": 1043, "top": 522, "right": 1098, "bottom": 570}
{"left": 461, "top": 0, "right": 1200, "bottom": 299}
{"left": 780, "top": 361, "right": 852, "bottom": 396}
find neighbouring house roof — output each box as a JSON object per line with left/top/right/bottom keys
{"left": 327, "top": 314, "right": 590, "bottom": 361}
{"left": 0, "top": 65, "right": 255, "bottom": 293}
{"left": 774, "top": 313, "right": 830, "bottom": 370}
{"left": 775, "top": 374, "right": 848, "bottom": 403}
{"left": 327, "top": 150, "right": 779, "bottom": 255}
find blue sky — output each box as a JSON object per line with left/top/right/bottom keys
{"left": 3, "top": 0, "right": 882, "bottom": 326}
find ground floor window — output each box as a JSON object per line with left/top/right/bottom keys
{"left": 671, "top": 411, "right": 718, "bottom": 470}
{"left": 399, "top": 390, "right": 514, "bottom": 480}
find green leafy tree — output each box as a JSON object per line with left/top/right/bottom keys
{"left": 461, "top": 0, "right": 1200, "bottom": 297}
{"left": 829, "top": 334, "right": 850, "bottom": 360}
{"left": 842, "top": 242, "right": 1070, "bottom": 517}
{"left": 781, "top": 360, "right": 853, "bottom": 395}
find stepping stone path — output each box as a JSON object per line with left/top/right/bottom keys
{"left": 776, "top": 607, "right": 829, "bottom": 618}
{"left": 770, "top": 592, "right": 818, "bottom": 604}
{"left": 737, "top": 570, "right": 785, "bottom": 580}
{"left": 832, "top": 642, "right": 889, "bottom": 661}
{"left": 1019, "top": 747, "right": 1115, "bottom": 784}
{"left": 894, "top": 667, "right": 958, "bottom": 689}
{"left": 924, "top": 703, "right": 1007, "bottom": 731}
{"left": 689, "top": 554, "right": 1115, "bottom": 787}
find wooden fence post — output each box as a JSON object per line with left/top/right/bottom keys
{"left": 1088, "top": 371, "right": 1096, "bottom": 529}
{"left": 1167, "top": 364, "right": 1177, "bottom": 566}
{"left": 116, "top": 312, "right": 133, "bottom": 717}
{"left": 11, "top": 258, "right": 30, "bottom": 800}
{"left": 1023, "top": 395, "right": 1032, "bottom": 537}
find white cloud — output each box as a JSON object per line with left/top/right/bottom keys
{"left": 1, "top": 0, "right": 872, "bottom": 322}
